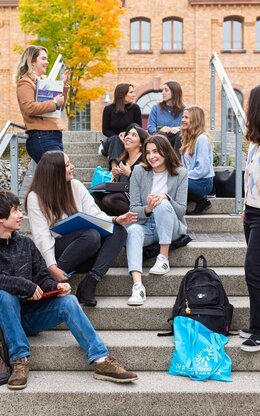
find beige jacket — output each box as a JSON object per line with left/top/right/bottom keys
{"left": 16, "top": 75, "right": 67, "bottom": 132}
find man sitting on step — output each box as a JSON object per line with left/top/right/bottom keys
{"left": 0, "top": 191, "right": 138, "bottom": 390}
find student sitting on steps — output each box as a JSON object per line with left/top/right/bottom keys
{"left": 0, "top": 191, "right": 138, "bottom": 390}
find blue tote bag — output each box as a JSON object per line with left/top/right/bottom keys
{"left": 90, "top": 166, "right": 112, "bottom": 188}
{"left": 168, "top": 316, "right": 232, "bottom": 382}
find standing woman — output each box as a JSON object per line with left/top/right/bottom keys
{"left": 147, "top": 81, "right": 185, "bottom": 157}
{"left": 100, "top": 83, "right": 142, "bottom": 169}
{"left": 25, "top": 151, "right": 137, "bottom": 307}
{"left": 180, "top": 106, "right": 214, "bottom": 215}
{"left": 240, "top": 85, "right": 260, "bottom": 351}
{"left": 126, "top": 134, "right": 188, "bottom": 306}
{"left": 93, "top": 123, "right": 148, "bottom": 215}
{"left": 16, "top": 45, "right": 70, "bottom": 163}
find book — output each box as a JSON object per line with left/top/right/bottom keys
{"left": 89, "top": 182, "right": 129, "bottom": 193}
{"left": 36, "top": 79, "right": 64, "bottom": 118}
{"left": 50, "top": 211, "right": 114, "bottom": 237}
{"left": 21, "top": 289, "right": 63, "bottom": 302}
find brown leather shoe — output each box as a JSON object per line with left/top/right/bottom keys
{"left": 94, "top": 357, "right": 138, "bottom": 383}
{"left": 8, "top": 357, "right": 29, "bottom": 390}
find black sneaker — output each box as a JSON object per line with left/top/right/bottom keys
{"left": 239, "top": 328, "right": 252, "bottom": 339}
{"left": 241, "top": 334, "right": 260, "bottom": 352}
{"left": 186, "top": 199, "right": 212, "bottom": 215}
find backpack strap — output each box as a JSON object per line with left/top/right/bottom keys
{"left": 194, "top": 255, "right": 207, "bottom": 269}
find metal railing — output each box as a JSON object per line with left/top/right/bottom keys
{"left": 0, "top": 55, "right": 65, "bottom": 195}
{"left": 0, "top": 121, "right": 26, "bottom": 195}
{"left": 210, "top": 52, "right": 246, "bottom": 214}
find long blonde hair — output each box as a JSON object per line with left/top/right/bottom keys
{"left": 15, "top": 45, "right": 48, "bottom": 82}
{"left": 180, "top": 106, "right": 211, "bottom": 156}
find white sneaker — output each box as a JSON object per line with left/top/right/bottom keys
{"left": 149, "top": 255, "right": 170, "bottom": 275}
{"left": 127, "top": 283, "right": 146, "bottom": 306}
{"left": 98, "top": 143, "right": 105, "bottom": 156}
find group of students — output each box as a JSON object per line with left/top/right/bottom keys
{"left": 2, "top": 43, "right": 260, "bottom": 391}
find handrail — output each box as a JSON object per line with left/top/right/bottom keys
{"left": 209, "top": 51, "right": 245, "bottom": 215}
{"left": 47, "top": 54, "right": 65, "bottom": 81}
{"left": 0, "top": 121, "right": 27, "bottom": 195}
{"left": 210, "top": 52, "right": 246, "bottom": 135}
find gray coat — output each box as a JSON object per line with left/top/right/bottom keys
{"left": 129, "top": 164, "right": 188, "bottom": 234}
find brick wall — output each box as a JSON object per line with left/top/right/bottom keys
{"left": 1, "top": 1, "right": 260, "bottom": 133}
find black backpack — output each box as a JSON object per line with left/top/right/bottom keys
{"left": 161, "top": 255, "right": 233, "bottom": 336}
{"left": 0, "top": 328, "right": 11, "bottom": 385}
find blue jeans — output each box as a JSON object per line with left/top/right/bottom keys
{"left": 26, "top": 130, "right": 63, "bottom": 163}
{"left": 188, "top": 177, "right": 213, "bottom": 202}
{"left": 0, "top": 291, "right": 108, "bottom": 364}
{"left": 126, "top": 200, "right": 182, "bottom": 273}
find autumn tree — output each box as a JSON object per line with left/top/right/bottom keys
{"left": 18, "top": 0, "right": 124, "bottom": 118}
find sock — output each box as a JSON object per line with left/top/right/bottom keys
{"left": 95, "top": 356, "right": 108, "bottom": 363}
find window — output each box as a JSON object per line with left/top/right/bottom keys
{"left": 223, "top": 17, "right": 243, "bottom": 50}
{"left": 130, "top": 18, "right": 151, "bottom": 51}
{"left": 256, "top": 18, "right": 260, "bottom": 50}
{"left": 70, "top": 104, "right": 90, "bottom": 131}
{"left": 162, "top": 18, "right": 183, "bottom": 50}
{"left": 136, "top": 91, "right": 162, "bottom": 129}
{"left": 227, "top": 90, "right": 243, "bottom": 132}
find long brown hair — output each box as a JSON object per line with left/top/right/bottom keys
{"left": 142, "top": 134, "right": 182, "bottom": 176}
{"left": 113, "top": 83, "right": 134, "bottom": 113}
{"left": 159, "top": 81, "right": 184, "bottom": 117}
{"left": 246, "top": 85, "right": 260, "bottom": 144}
{"left": 25, "top": 151, "right": 77, "bottom": 225}
{"left": 180, "top": 106, "right": 211, "bottom": 156}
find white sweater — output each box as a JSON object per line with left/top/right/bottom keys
{"left": 27, "top": 179, "right": 113, "bottom": 268}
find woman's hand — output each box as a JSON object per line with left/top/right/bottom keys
{"left": 169, "top": 127, "right": 180, "bottom": 134}
{"left": 159, "top": 126, "right": 171, "bottom": 133}
{"left": 118, "top": 161, "right": 131, "bottom": 177}
{"left": 147, "top": 193, "right": 166, "bottom": 208}
{"left": 48, "top": 265, "right": 68, "bottom": 282}
{"left": 119, "top": 132, "right": 126, "bottom": 143}
{"left": 54, "top": 94, "right": 65, "bottom": 107}
{"left": 57, "top": 283, "right": 71, "bottom": 297}
{"left": 116, "top": 212, "right": 138, "bottom": 225}
{"left": 62, "top": 69, "right": 71, "bottom": 84}
{"left": 111, "top": 165, "right": 121, "bottom": 181}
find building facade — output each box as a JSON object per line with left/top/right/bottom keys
{"left": 0, "top": 0, "right": 260, "bottom": 131}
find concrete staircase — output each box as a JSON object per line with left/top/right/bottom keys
{"left": 1, "top": 131, "right": 258, "bottom": 416}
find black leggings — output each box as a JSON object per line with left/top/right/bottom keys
{"left": 244, "top": 205, "right": 260, "bottom": 335}
{"left": 55, "top": 224, "right": 127, "bottom": 280}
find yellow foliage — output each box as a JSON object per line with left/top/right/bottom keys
{"left": 18, "top": 0, "right": 124, "bottom": 117}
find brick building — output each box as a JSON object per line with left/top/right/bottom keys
{"left": 0, "top": 0, "right": 260, "bottom": 131}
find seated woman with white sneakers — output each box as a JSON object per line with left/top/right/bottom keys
{"left": 126, "top": 134, "right": 188, "bottom": 306}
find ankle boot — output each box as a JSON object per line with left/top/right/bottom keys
{"left": 76, "top": 272, "right": 99, "bottom": 307}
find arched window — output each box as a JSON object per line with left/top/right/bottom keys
{"left": 130, "top": 18, "right": 151, "bottom": 51}
{"left": 136, "top": 91, "right": 162, "bottom": 129}
{"left": 223, "top": 17, "right": 243, "bottom": 50}
{"left": 162, "top": 17, "right": 183, "bottom": 51}
{"left": 256, "top": 18, "right": 260, "bottom": 50}
{"left": 227, "top": 90, "right": 243, "bottom": 132}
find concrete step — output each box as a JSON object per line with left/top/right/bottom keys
{"left": 67, "top": 267, "right": 247, "bottom": 297}
{"left": 113, "top": 241, "right": 246, "bottom": 268}
{"left": 62, "top": 296, "right": 249, "bottom": 331}
{"left": 27, "top": 331, "right": 254, "bottom": 372}
{"left": 64, "top": 142, "right": 101, "bottom": 154}
{"left": 0, "top": 371, "right": 259, "bottom": 416}
{"left": 69, "top": 154, "right": 108, "bottom": 168}
{"left": 63, "top": 131, "right": 104, "bottom": 142}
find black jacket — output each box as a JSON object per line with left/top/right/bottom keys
{"left": 102, "top": 103, "right": 142, "bottom": 138}
{"left": 0, "top": 232, "right": 57, "bottom": 297}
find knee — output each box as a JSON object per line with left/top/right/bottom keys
{"left": 59, "top": 294, "right": 80, "bottom": 312}
{"left": 154, "top": 200, "right": 173, "bottom": 214}
{"left": 82, "top": 229, "right": 101, "bottom": 249}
